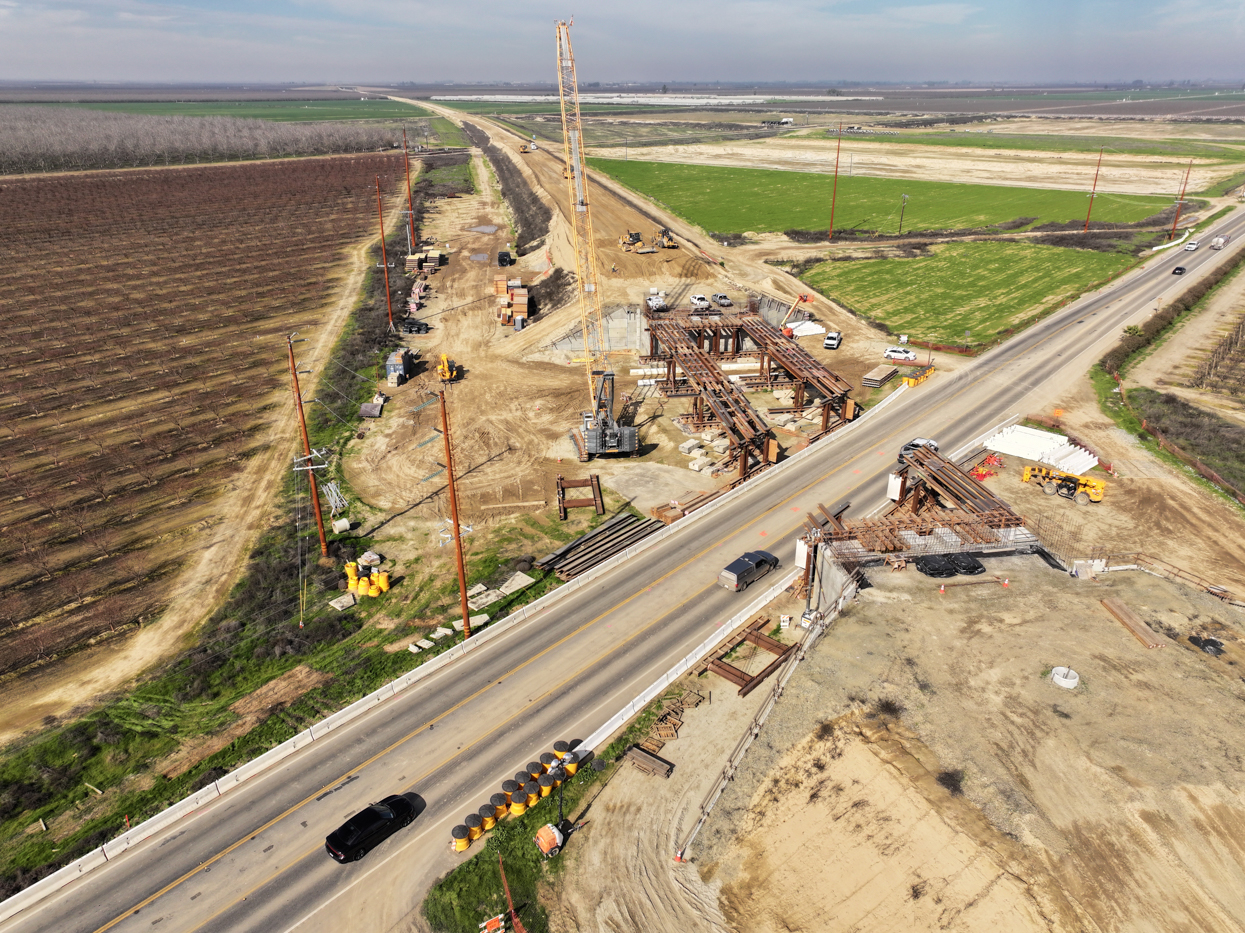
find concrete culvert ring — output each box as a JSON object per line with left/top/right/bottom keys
{"left": 1052, "top": 666, "right": 1080, "bottom": 689}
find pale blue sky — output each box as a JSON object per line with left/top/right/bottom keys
{"left": 0, "top": 0, "right": 1241, "bottom": 84}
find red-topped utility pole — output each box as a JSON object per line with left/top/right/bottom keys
{"left": 375, "top": 175, "right": 394, "bottom": 332}
{"left": 1084, "top": 146, "right": 1104, "bottom": 232}
{"left": 287, "top": 334, "right": 328, "bottom": 557}
{"left": 828, "top": 122, "right": 842, "bottom": 243}
{"left": 402, "top": 129, "right": 417, "bottom": 253}
{"left": 1169, "top": 160, "right": 1193, "bottom": 241}
{"left": 439, "top": 391, "right": 472, "bottom": 640}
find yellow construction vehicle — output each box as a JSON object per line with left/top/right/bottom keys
{"left": 1022, "top": 465, "right": 1104, "bottom": 505}
{"left": 655, "top": 227, "right": 678, "bottom": 249}
{"left": 618, "top": 231, "right": 643, "bottom": 251}
{"left": 520, "top": 136, "right": 539, "bottom": 154}
{"left": 437, "top": 354, "right": 462, "bottom": 383}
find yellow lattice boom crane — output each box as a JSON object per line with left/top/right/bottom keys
{"left": 556, "top": 19, "right": 637, "bottom": 459}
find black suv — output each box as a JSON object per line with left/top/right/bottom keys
{"left": 325, "top": 795, "right": 415, "bottom": 862}
{"left": 498, "top": 251, "right": 514, "bottom": 267}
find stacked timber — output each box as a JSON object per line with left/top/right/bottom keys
{"left": 535, "top": 513, "right": 662, "bottom": 579}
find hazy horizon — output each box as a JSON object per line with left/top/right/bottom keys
{"left": 0, "top": 1, "right": 1242, "bottom": 86}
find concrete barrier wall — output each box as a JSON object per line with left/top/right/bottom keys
{"left": 0, "top": 382, "right": 909, "bottom": 924}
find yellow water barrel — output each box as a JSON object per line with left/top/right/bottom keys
{"left": 479, "top": 805, "right": 497, "bottom": 831}
{"left": 491, "top": 793, "right": 509, "bottom": 819}
{"left": 523, "top": 781, "right": 541, "bottom": 805}
{"left": 509, "top": 796, "right": 527, "bottom": 816}
{"left": 540, "top": 753, "right": 557, "bottom": 773}
{"left": 377, "top": 571, "right": 390, "bottom": 593}
{"left": 563, "top": 751, "right": 580, "bottom": 775}
{"left": 451, "top": 825, "right": 470, "bottom": 851}
{"left": 368, "top": 583, "right": 381, "bottom": 597}
{"left": 527, "top": 761, "right": 543, "bottom": 780}
{"left": 465, "top": 814, "right": 483, "bottom": 841}
{"left": 501, "top": 780, "right": 519, "bottom": 804}
{"left": 345, "top": 562, "right": 357, "bottom": 577}
{"left": 538, "top": 775, "right": 554, "bottom": 798}
{"left": 553, "top": 741, "right": 570, "bottom": 759}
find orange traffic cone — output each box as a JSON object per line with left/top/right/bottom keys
{"left": 939, "top": 584, "right": 945, "bottom": 594}
{"left": 1002, "top": 578, "right": 1009, "bottom": 588}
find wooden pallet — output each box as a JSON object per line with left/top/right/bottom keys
{"left": 625, "top": 746, "right": 674, "bottom": 778}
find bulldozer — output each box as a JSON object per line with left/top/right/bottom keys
{"left": 519, "top": 136, "right": 538, "bottom": 154}
{"left": 618, "top": 231, "right": 643, "bottom": 251}
{"left": 654, "top": 227, "right": 679, "bottom": 249}
{"left": 1022, "top": 465, "right": 1104, "bottom": 505}
{"left": 437, "top": 354, "right": 462, "bottom": 383}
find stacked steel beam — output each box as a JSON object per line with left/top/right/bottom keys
{"left": 535, "top": 513, "right": 663, "bottom": 580}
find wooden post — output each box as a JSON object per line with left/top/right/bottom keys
{"left": 375, "top": 176, "right": 394, "bottom": 332}
{"left": 1169, "top": 160, "right": 1192, "bottom": 241}
{"left": 287, "top": 335, "right": 328, "bottom": 557}
{"left": 1084, "top": 146, "right": 1103, "bottom": 232}
{"left": 828, "top": 122, "right": 842, "bottom": 243}
{"left": 439, "top": 391, "right": 472, "bottom": 639}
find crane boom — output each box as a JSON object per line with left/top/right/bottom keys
{"left": 555, "top": 20, "right": 608, "bottom": 417}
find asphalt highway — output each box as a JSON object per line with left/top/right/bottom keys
{"left": 5, "top": 207, "right": 1244, "bottom": 933}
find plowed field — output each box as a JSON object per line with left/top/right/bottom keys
{"left": 0, "top": 154, "right": 405, "bottom": 683}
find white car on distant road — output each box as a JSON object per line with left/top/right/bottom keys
{"left": 1184, "top": 240, "right": 1200, "bottom": 251}
{"left": 883, "top": 346, "right": 918, "bottom": 361}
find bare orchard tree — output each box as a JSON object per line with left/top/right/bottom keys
{"left": 0, "top": 107, "right": 421, "bottom": 175}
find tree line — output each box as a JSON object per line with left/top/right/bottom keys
{"left": 0, "top": 107, "right": 426, "bottom": 174}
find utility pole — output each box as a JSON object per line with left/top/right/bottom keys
{"left": 287, "top": 335, "right": 328, "bottom": 557}
{"left": 1169, "top": 160, "right": 1192, "bottom": 241}
{"left": 1084, "top": 146, "right": 1104, "bottom": 232}
{"left": 402, "top": 129, "right": 417, "bottom": 255}
{"left": 375, "top": 176, "right": 395, "bottom": 332}
{"left": 898, "top": 194, "right": 909, "bottom": 236}
{"left": 828, "top": 122, "right": 842, "bottom": 243}
{"left": 438, "top": 391, "right": 472, "bottom": 639}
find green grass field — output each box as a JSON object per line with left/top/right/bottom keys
{"left": 37, "top": 99, "right": 430, "bottom": 121}
{"left": 821, "top": 130, "right": 1245, "bottom": 162}
{"left": 430, "top": 116, "right": 470, "bottom": 148}
{"left": 587, "top": 159, "right": 1172, "bottom": 234}
{"left": 801, "top": 241, "right": 1134, "bottom": 343}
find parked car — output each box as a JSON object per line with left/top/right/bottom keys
{"left": 711, "top": 293, "right": 733, "bottom": 307}
{"left": 401, "top": 319, "right": 429, "bottom": 334}
{"left": 325, "top": 795, "right": 416, "bottom": 863}
{"left": 689, "top": 294, "right": 712, "bottom": 311}
{"left": 883, "top": 346, "right": 918, "bottom": 361}
{"left": 947, "top": 553, "right": 986, "bottom": 576}
{"left": 823, "top": 331, "right": 842, "bottom": 350}
{"left": 646, "top": 295, "right": 668, "bottom": 312}
{"left": 498, "top": 251, "right": 514, "bottom": 267}
{"left": 1184, "top": 240, "right": 1200, "bottom": 251}
{"left": 718, "top": 551, "right": 779, "bottom": 592}
{"left": 913, "top": 555, "right": 957, "bottom": 578}
{"left": 898, "top": 437, "right": 939, "bottom": 465}
{"left": 1172, "top": 266, "right": 1187, "bottom": 275}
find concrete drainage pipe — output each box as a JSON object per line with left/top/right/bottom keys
{"left": 1051, "top": 666, "right": 1079, "bottom": 689}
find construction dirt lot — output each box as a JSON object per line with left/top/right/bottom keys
{"left": 343, "top": 105, "right": 910, "bottom": 561}
{"left": 543, "top": 551, "right": 1245, "bottom": 933}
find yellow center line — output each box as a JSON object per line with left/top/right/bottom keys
{"left": 93, "top": 303, "right": 1108, "bottom": 933}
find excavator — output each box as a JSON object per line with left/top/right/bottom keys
{"left": 655, "top": 227, "right": 679, "bottom": 249}
{"left": 1022, "top": 465, "right": 1104, "bottom": 505}
{"left": 437, "top": 354, "right": 462, "bottom": 383}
